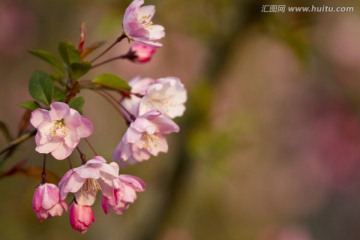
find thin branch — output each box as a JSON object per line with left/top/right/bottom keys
{"left": 90, "top": 33, "right": 127, "bottom": 63}
{"left": 92, "top": 89, "right": 134, "bottom": 123}
{"left": 84, "top": 138, "right": 98, "bottom": 156}
{"left": 91, "top": 55, "right": 126, "bottom": 68}
{"left": 76, "top": 147, "right": 87, "bottom": 164}
{"left": 0, "top": 129, "right": 36, "bottom": 156}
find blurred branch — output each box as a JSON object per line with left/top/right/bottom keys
{"left": 0, "top": 130, "right": 36, "bottom": 166}
{"left": 132, "top": 1, "right": 266, "bottom": 239}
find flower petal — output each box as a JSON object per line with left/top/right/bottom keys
{"left": 49, "top": 102, "right": 70, "bottom": 120}
{"left": 30, "top": 109, "right": 50, "bottom": 128}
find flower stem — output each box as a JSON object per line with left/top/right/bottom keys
{"left": 92, "top": 89, "right": 134, "bottom": 122}
{"left": 41, "top": 154, "right": 46, "bottom": 184}
{"left": 76, "top": 147, "right": 87, "bottom": 165}
{"left": 90, "top": 33, "right": 127, "bottom": 63}
{"left": 91, "top": 55, "right": 126, "bottom": 68}
{"left": 84, "top": 138, "right": 98, "bottom": 156}
{"left": 0, "top": 129, "right": 36, "bottom": 156}
{"left": 65, "top": 81, "right": 80, "bottom": 103}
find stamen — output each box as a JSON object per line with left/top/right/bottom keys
{"left": 82, "top": 179, "right": 102, "bottom": 192}
{"left": 50, "top": 119, "right": 68, "bottom": 137}
{"left": 141, "top": 133, "right": 159, "bottom": 149}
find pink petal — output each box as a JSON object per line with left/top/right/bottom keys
{"left": 63, "top": 132, "right": 80, "bottom": 148}
{"left": 75, "top": 190, "right": 97, "bottom": 206}
{"left": 30, "top": 109, "right": 50, "bottom": 128}
{"left": 33, "top": 185, "right": 45, "bottom": 211}
{"left": 109, "top": 162, "right": 120, "bottom": 173}
{"left": 132, "top": 117, "right": 157, "bottom": 134}
{"left": 119, "top": 175, "right": 146, "bottom": 192}
{"left": 59, "top": 172, "right": 85, "bottom": 199}
{"left": 101, "top": 197, "right": 109, "bottom": 214}
{"left": 49, "top": 102, "right": 70, "bottom": 120}
{"left": 47, "top": 202, "right": 66, "bottom": 217}
{"left": 75, "top": 167, "right": 101, "bottom": 179}
{"left": 152, "top": 115, "right": 179, "bottom": 133}
{"left": 41, "top": 184, "right": 60, "bottom": 209}
{"left": 92, "top": 156, "right": 107, "bottom": 162}
{"left": 35, "top": 139, "right": 62, "bottom": 154}
{"left": 129, "top": 77, "right": 155, "bottom": 95}
{"left": 138, "top": 5, "right": 155, "bottom": 22}
{"left": 147, "top": 25, "right": 165, "bottom": 39}
{"left": 124, "top": 127, "right": 142, "bottom": 143}
{"left": 51, "top": 142, "right": 74, "bottom": 160}
{"left": 77, "top": 116, "right": 93, "bottom": 138}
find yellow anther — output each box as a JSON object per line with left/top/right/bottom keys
{"left": 82, "top": 179, "right": 102, "bottom": 193}
{"left": 50, "top": 119, "right": 68, "bottom": 137}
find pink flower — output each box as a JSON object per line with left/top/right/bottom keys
{"left": 32, "top": 183, "right": 68, "bottom": 221}
{"left": 120, "top": 77, "right": 155, "bottom": 121}
{"left": 121, "top": 76, "right": 187, "bottom": 119}
{"left": 128, "top": 76, "right": 155, "bottom": 96}
{"left": 139, "top": 77, "right": 187, "bottom": 118}
{"left": 123, "top": 0, "right": 165, "bottom": 47}
{"left": 30, "top": 102, "right": 93, "bottom": 160}
{"left": 102, "top": 174, "right": 146, "bottom": 215}
{"left": 129, "top": 42, "right": 156, "bottom": 63}
{"left": 113, "top": 110, "right": 179, "bottom": 164}
{"left": 69, "top": 202, "right": 95, "bottom": 234}
{"left": 58, "top": 156, "right": 120, "bottom": 206}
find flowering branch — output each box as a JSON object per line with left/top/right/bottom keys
{"left": 0, "top": 0, "right": 186, "bottom": 234}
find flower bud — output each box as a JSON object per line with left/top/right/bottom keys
{"left": 129, "top": 42, "right": 156, "bottom": 63}
{"left": 69, "top": 202, "right": 95, "bottom": 234}
{"left": 32, "top": 183, "right": 67, "bottom": 221}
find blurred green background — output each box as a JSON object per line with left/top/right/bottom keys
{"left": 1, "top": 0, "right": 360, "bottom": 239}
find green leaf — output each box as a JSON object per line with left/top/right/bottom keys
{"left": 0, "top": 121, "right": 11, "bottom": 142}
{"left": 69, "top": 97, "right": 85, "bottom": 114}
{"left": 70, "top": 62, "right": 91, "bottom": 81}
{"left": 52, "top": 87, "right": 66, "bottom": 102}
{"left": 29, "top": 71, "right": 54, "bottom": 106}
{"left": 18, "top": 101, "right": 41, "bottom": 111}
{"left": 58, "top": 40, "right": 81, "bottom": 66}
{"left": 92, "top": 73, "right": 130, "bottom": 91}
{"left": 28, "top": 49, "right": 64, "bottom": 74}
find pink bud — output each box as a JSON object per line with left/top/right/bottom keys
{"left": 32, "top": 183, "right": 67, "bottom": 221}
{"left": 129, "top": 42, "right": 156, "bottom": 63}
{"left": 69, "top": 202, "right": 95, "bottom": 234}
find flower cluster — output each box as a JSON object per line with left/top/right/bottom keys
{"left": 114, "top": 76, "right": 186, "bottom": 165}
{"left": 23, "top": 0, "right": 186, "bottom": 234}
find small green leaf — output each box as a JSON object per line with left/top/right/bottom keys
{"left": 92, "top": 73, "right": 130, "bottom": 91}
{"left": 58, "top": 40, "right": 81, "bottom": 65}
{"left": 69, "top": 97, "right": 85, "bottom": 114}
{"left": 29, "top": 71, "right": 53, "bottom": 106}
{"left": 0, "top": 121, "right": 11, "bottom": 142}
{"left": 18, "top": 101, "right": 41, "bottom": 111}
{"left": 70, "top": 62, "right": 91, "bottom": 81}
{"left": 53, "top": 87, "right": 66, "bottom": 102}
{"left": 28, "top": 49, "right": 64, "bottom": 74}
